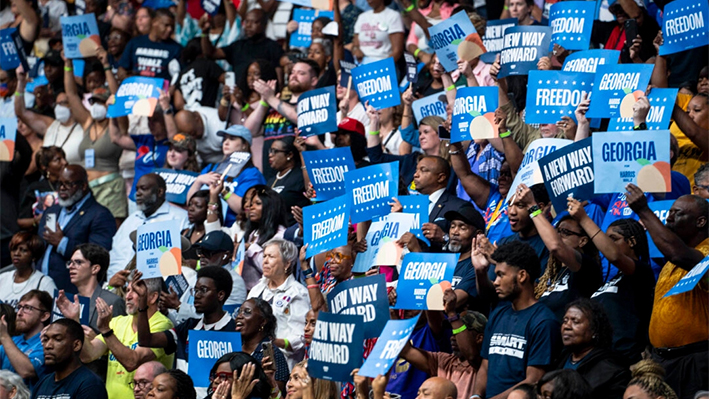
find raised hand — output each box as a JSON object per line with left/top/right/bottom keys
{"left": 231, "top": 363, "right": 258, "bottom": 399}
{"left": 56, "top": 290, "right": 81, "bottom": 322}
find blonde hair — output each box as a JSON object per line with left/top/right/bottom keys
{"left": 627, "top": 360, "right": 678, "bottom": 399}
{"left": 294, "top": 361, "right": 339, "bottom": 399}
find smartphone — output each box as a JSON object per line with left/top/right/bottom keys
{"left": 624, "top": 19, "right": 638, "bottom": 49}
{"left": 262, "top": 341, "right": 276, "bottom": 371}
{"left": 45, "top": 213, "right": 56, "bottom": 232}
{"left": 225, "top": 72, "right": 235, "bottom": 90}
{"left": 438, "top": 125, "right": 451, "bottom": 140}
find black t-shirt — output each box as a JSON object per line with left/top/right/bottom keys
{"left": 118, "top": 35, "right": 183, "bottom": 80}
{"left": 224, "top": 35, "right": 284, "bottom": 83}
{"left": 266, "top": 168, "right": 310, "bottom": 225}
{"left": 316, "top": 66, "right": 337, "bottom": 88}
{"left": 591, "top": 259, "right": 655, "bottom": 364}
{"left": 32, "top": 365, "right": 108, "bottom": 399}
{"left": 451, "top": 257, "right": 488, "bottom": 314}
{"left": 538, "top": 254, "right": 603, "bottom": 321}
{"left": 176, "top": 58, "right": 225, "bottom": 109}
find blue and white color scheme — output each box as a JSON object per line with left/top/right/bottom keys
{"left": 412, "top": 93, "right": 448, "bottom": 124}
{"left": 154, "top": 169, "right": 198, "bottom": 205}
{"left": 346, "top": 162, "right": 399, "bottom": 224}
{"left": 289, "top": 9, "right": 335, "bottom": 48}
{"left": 659, "top": 0, "right": 709, "bottom": 56}
{"left": 525, "top": 70, "right": 594, "bottom": 124}
{"left": 0, "top": 117, "right": 17, "bottom": 162}
{"left": 586, "top": 64, "right": 653, "bottom": 118}
{"left": 394, "top": 253, "right": 458, "bottom": 310}
{"left": 0, "top": 28, "right": 28, "bottom": 71}
{"left": 352, "top": 58, "right": 401, "bottom": 110}
{"left": 308, "top": 312, "right": 365, "bottom": 382}
{"left": 188, "top": 330, "right": 242, "bottom": 387}
{"left": 428, "top": 11, "right": 478, "bottom": 71}
{"left": 481, "top": 18, "right": 517, "bottom": 63}
{"left": 562, "top": 49, "right": 620, "bottom": 73}
{"left": 498, "top": 26, "right": 552, "bottom": 78}
{"left": 646, "top": 200, "right": 673, "bottom": 258}
{"left": 304, "top": 195, "right": 349, "bottom": 258}
{"left": 353, "top": 213, "right": 415, "bottom": 273}
{"left": 339, "top": 60, "right": 356, "bottom": 88}
{"left": 215, "top": 152, "right": 250, "bottom": 178}
{"left": 297, "top": 86, "right": 337, "bottom": 136}
{"left": 507, "top": 138, "right": 572, "bottom": 201}
{"left": 404, "top": 53, "right": 419, "bottom": 83}
{"left": 327, "top": 274, "right": 390, "bottom": 339}
{"left": 107, "top": 76, "right": 165, "bottom": 118}
{"left": 136, "top": 219, "right": 182, "bottom": 279}
{"left": 398, "top": 195, "right": 430, "bottom": 245}
{"left": 608, "top": 88, "right": 678, "bottom": 131}
{"left": 664, "top": 255, "right": 709, "bottom": 297}
{"left": 358, "top": 315, "right": 420, "bottom": 378}
{"left": 549, "top": 1, "right": 595, "bottom": 51}
{"left": 451, "top": 86, "right": 498, "bottom": 143}
{"left": 201, "top": 0, "right": 220, "bottom": 15}
{"left": 52, "top": 290, "right": 90, "bottom": 325}
{"left": 538, "top": 138, "right": 594, "bottom": 213}
{"left": 60, "top": 14, "right": 100, "bottom": 58}
{"left": 303, "top": 147, "right": 356, "bottom": 201}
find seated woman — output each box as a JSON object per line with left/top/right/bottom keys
{"left": 623, "top": 360, "right": 679, "bottom": 399}
{"left": 536, "top": 369, "right": 593, "bottom": 399}
{"left": 248, "top": 239, "right": 310, "bottom": 369}
{"left": 146, "top": 369, "right": 196, "bottom": 399}
{"left": 0, "top": 232, "right": 57, "bottom": 307}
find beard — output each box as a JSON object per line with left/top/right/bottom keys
{"left": 137, "top": 192, "right": 158, "bottom": 212}
{"left": 288, "top": 81, "right": 308, "bottom": 94}
{"left": 58, "top": 190, "right": 84, "bottom": 208}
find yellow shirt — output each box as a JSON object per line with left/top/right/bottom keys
{"left": 670, "top": 93, "right": 707, "bottom": 187}
{"left": 98, "top": 312, "right": 174, "bottom": 399}
{"left": 649, "top": 238, "right": 709, "bottom": 348}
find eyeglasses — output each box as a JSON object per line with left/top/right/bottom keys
{"left": 129, "top": 379, "right": 152, "bottom": 390}
{"left": 558, "top": 228, "right": 585, "bottom": 238}
{"left": 190, "top": 286, "right": 212, "bottom": 297}
{"left": 16, "top": 304, "right": 47, "bottom": 314}
{"left": 66, "top": 259, "right": 88, "bottom": 268}
{"left": 57, "top": 180, "right": 83, "bottom": 189}
{"left": 326, "top": 251, "right": 352, "bottom": 263}
{"left": 268, "top": 148, "right": 288, "bottom": 155}
{"left": 195, "top": 248, "right": 223, "bottom": 258}
{"left": 210, "top": 372, "right": 233, "bottom": 383}
{"left": 694, "top": 184, "right": 709, "bottom": 192}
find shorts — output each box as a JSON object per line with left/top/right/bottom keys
{"left": 90, "top": 173, "right": 128, "bottom": 219}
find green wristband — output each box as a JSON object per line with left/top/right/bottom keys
{"left": 499, "top": 130, "right": 511, "bottom": 138}
{"left": 404, "top": 3, "right": 415, "bottom": 12}
{"left": 260, "top": 100, "right": 269, "bottom": 108}
{"left": 530, "top": 209, "right": 542, "bottom": 218}
{"left": 445, "top": 84, "right": 456, "bottom": 92}
{"left": 283, "top": 338, "right": 290, "bottom": 349}
{"left": 223, "top": 191, "right": 232, "bottom": 200}
{"left": 368, "top": 130, "right": 380, "bottom": 136}
{"left": 414, "top": 48, "right": 421, "bottom": 58}
{"left": 452, "top": 325, "right": 467, "bottom": 335}
{"left": 241, "top": 103, "right": 250, "bottom": 112}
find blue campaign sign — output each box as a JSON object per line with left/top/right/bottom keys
{"left": 352, "top": 57, "right": 401, "bottom": 110}
{"left": 608, "top": 88, "right": 678, "bottom": 132}
{"left": 0, "top": 28, "right": 28, "bottom": 71}
{"left": 394, "top": 253, "right": 458, "bottom": 310}
{"left": 164, "top": 273, "right": 190, "bottom": 298}
{"left": 25, "top": 75, "right": 49, "bottom": 93}
{"left": 398, "top": 195, "right": 430, "bottom": 245}
{"left": 450, "top": 86, "right": 498, "bottom": 143}
{"left": 346, "top": 162, "right": 399, "bottom": 224}
{"left": 188, "top": 330, "right": 242, "bottom": 387}
{"left": 303, "top": 147, "right": 356, "bottom": 201}
{"left": 339, "top": 60, "right": 356, "bottom": 88}
{"left": 304, "top": 195, "right": 350, "bottom": 258}
{"left": 525, "top": 70, "right": 594, "bottom": 124}
{"left": 507, "top": 138, "right": 572, "bottom": 201}
{"left": 358, "top": 315, "right": 420, "bottom": 378}
{"left": 659, "top": 0, "right": 709, "bottom": 56}
{"left": 664, "top": 255, "right": 709, "bottom": 297}
{"left": 538, "top": 138, "right": 594, "bottom": 213}
{"left": 52, "top": 290, "right": 90, "bottom": 325}
{"left": 646, "top": 200, "right": 673, "bottom": 258}
{"left": 308, "top": 312, "right": 365, "bottom": 382}
{"left": 412, "top": 92, "right": 447, "bottom": 124}
{"left": 136, "top": 219, "right": 182, "bottom": 279}
{"left": 107, "top": 76, "right": 166, "bottom": 118}
{"left": 154, "top": 168, "right": 198, "bottom": 205}
{"left": 289, "top": 9, "right": 334, "bottom": 48}
{"left": 549, "top": 1, "right": 595, "bottom": 51}
{"left": 428, "top": 11, "right": 479, "bottom": 72}
{"left": 327, "top": 274, "right": 390, "bottom": 338}
{"left": 201, "top": 0, "right": 220, "bottom": 16}
{"left": 592, "top": 130, "right": 671, "bottom": 194}
{"left": 222, "top": 303, "right": 241, "bottom": 320}
{"left": 0, "top": 117, "right": 17, "bottom": 162}
{"left": 481, "top": 18, "right": 517, "bottom": 64}
{"left": 498, "top": 26, "right": 552, "bottom": 78}
{"left": 586, "top": 64, "right": 653, "bottom": 118}
{"left": 562, "top": 49, "right": 620, "bottom": 73}
{"left": 353, "top": 213, "right": 415, "bottom": 273}
{"left": 60, "top": 14, "right": 100, "bottom": 58}
{"left": 297, "top": 86, "right": 337, "bottom": 136}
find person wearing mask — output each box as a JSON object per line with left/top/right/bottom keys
{"left": 352, "top": 0, "right": 404, "bottom": 64}
{"left": 32, "top": 319, "right": 109, "bottom": 399}
{"left": 17, "top": 146, "right": 66, "bottom": 230}
{"left": 36, "top": 165, "right": 116, "bottom": 292}
{"left": 132, "top": 361, "right": 169, "bottom": 399}
{"left": 0, "top": 232, "right": 56, "bottom": 307}
{"left": 266, "top": 137, "right": 310, "bottom": 225}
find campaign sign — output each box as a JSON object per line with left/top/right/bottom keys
{"left": 297, "top": 86, "right": 337, "bottom": 136}
{"left": 538, "top": 138, "right": 594, "bottom": 213}
{"left": 52, "top": 290, "right": 90, "bottom": 325}
{"left": 507, "top": 138, "right": 572, "bottom": 201}
{"left": 289, "top": 9, "right": 335, "bottom": 48}
{"left": 353, "top": 213, "right": 415, "bottom": 273}
{"left": 404, "top": 53, "right": 418, "bottom": 83}
{"left": 308, "top": 312, "right": 364, "bottom": 382}
{"left": 339, "top": 60, "right": 356, "bottom": 88}
{"left": 525, "top": 70, "right": 594, "bottom": 124}
{"left": 154, "top": 168, "right": 198, "bottom": 205}
{"left": 450, "top": 86, "right": 498, "bottom": 143}
{"left": 107, "top": 76, "right": 165, "bottom": 118}
{"left": 646, "top": 200, "right": 673, "bottom": 258}
{"left": 481, "top": 18, "right": 517, "bottom": 64}
{"left": 0, "top": 28, "right": 28, "bottom": 71}
{"left": 664, "top": 255, "right": 709, "bottom": 297}
{"left": 188, "top": 330, "right": 242, "bottom": 387}
{"left": 358, "top": 315, "right": 420, "bottom": 378}
{"left": 136, "top": 219, "right": 182, "bottom": 279}
{"left": 428, "top": 11, "right": 480, "bottom": 71}
{"left": 608, "top": 88, "right": 678, "bottom": 131}
{"left": 328, "top": 274, "right": 390, "bottom": 338}
{"left": 548, "top": 2, "right": 595, "bottom": 51}
{"left": 346, "top": 162, "right": 399, "bottom": 224}
{"left": 164, "top": 274, "right": 190, "bottom": 298}
{"left": 498, "top": 26, "right": 552, "bottom": 78}
{"left": 279, "top": 0, "right": 331, "bottom": 10}
{"left": 659, "top": 0, "right": 709, "bottom": 56}
{"left": 25, "top": 75, "right": 49, "bottom": 93}
{"left": 304, "top": 195, "right": 350, "bottom": 258}
{"left": 352, "top": 58, "right": 400, "bottom": 110}
{"left": 562, "top": 49, "right": 620, "bottom": 73}
{"left": 412, "top": 93, "right": 448, "bottom": 124}
{"left": 303, "top": 147, "right": 356, "bottom": 201}
{"left": 214, "top": 152, "right": 251, "bottom": 178}
{"left": 60, "top": 14, "right": 100, "bottom": 58}
{"left": 398, "top": 195, "right": 430, "bottom": 245}
{"left": 0, "top": 117, "right": 17, "bottom": 162}
{"left": 201, "top": 0, "right": 220, "bottom": 16}
{"left": 394, "top": 253, "right": 458, "bottom": 310}
{"left": 586, "top": 64, "right": 653, "bottom": 118}
{"left": 592, "top": 130, "right": 671, "bottom": 194}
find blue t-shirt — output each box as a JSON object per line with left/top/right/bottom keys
{"left": 118, "top": 35, "right": 182, "bottom": 80}
{"left": 0, "top": 332, "right": 44, "bottom": 391}
{"left": 200, "top": 164, "right": 267, "bottom": 227}
{"left": 129, "top": 135, "right": 169, "bottom": 201}
{"left": 482, "top": 301, "right": 561, "bottom": 397}
{"left": 387, "top": 324, "right": 440, "bottom": 399}
{"left": 484, "top": 187, "right": 512, "bottom": 245}
{"left": 31, "top": 365, "right": 108, "bottom": 399}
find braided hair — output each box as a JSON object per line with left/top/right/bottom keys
{"left": 608, "top": 218, "right": 650, "bottom": 265}
{"left": 161, "top": 369, "right": 196, "bottom": 399}
{"left": 249, "top": 298, "right": 278, "bottom": 340}
{"left": 627, "top": 360, "right": 678, "bottom": 399}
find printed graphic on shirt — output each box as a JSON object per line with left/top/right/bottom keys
{"left": 178, "top": 68, "right": 204, "bottom": 106}
{"left": 489, "top": 333, "right": 527, "bottom": 359}
{"left": 592, "top": 274, "right": 622, "bottom": 297}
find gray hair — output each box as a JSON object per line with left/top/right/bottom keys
{"left": 311, "top": 38, "right": 333, "bottom": 57}
{"left": 128, "top": 274, "right": 163, "bottom": 295}
{"left": 0, "top": 370, "right": 29, "bottom": 399}
{"left": 144, "top": 360, "right": 168, "bottom": 379}
{"left": 264, "top": 238, "right": 298, "bottom": 275}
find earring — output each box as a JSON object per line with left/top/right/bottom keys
{"left": 287, "top": 157, "right": 291, "bottom": 161}
{"left": 259, "top": 325, "right": 264, "bottom": 331}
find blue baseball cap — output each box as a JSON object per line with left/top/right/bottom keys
{"left": 216, "top": 124, "right": 252, "bottom": 146}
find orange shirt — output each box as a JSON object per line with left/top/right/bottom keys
{"left": 670, "top": 93, "right": 707, "bottom": 187}
{"left": 649, "top": 238, "right": 709, "bottom": 348}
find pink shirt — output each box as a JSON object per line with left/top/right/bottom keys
{"left": 474, "top": 60, "right": 495, "bottom": 87}
{"left": 406, "top": 1, "right": 456, "bottom": 48}
{"left": 427, "top": 352, "right": 478, "bottom": 399}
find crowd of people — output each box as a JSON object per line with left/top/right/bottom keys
{"left": 0, "top": 0, "right": 707, "bottom": 397}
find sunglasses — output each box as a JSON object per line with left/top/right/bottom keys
{"left": 558, "top": 227, "right": 585, "bottom": 237}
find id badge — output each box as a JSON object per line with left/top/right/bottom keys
{"left": 84, "top": 149, "right": 95, "bottom": 169}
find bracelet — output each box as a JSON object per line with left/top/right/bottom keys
{"left": 590, "top": 229, "right": 603, "bottom": 240}
{"left": 102, "top": 329, "right": 114, "bottom": 338}
{"left": 404, "top": 3, "right": 415, "bottom": 12}
{"left": 499, "top": 130, "right": 511, "bottom": 138}
{"left": 283, "top": 338, "right": 289, "bottom": 349}
{"left": 300, "top": 166, "right": 307, "bottom": 170}
{"left": 104, "top": 65, "right": 111, "bottom": 71}
{"left": 368, "top": 130, "right": 380, "bottom": 136}
{"left": 452, "top": 325, "right": 467, "bottom": 335}
{"left": 307, "top": 284, "right": 320, "bottom": 289}
{"left": 223, "top": 191, "right": 232, "bottom": 200}
{"left": 208, "top": 204, "right": 219, "bottom": 211}
{"left": 448, "top": 150, "right": 460, "bottom": 155}
{"left": 530, "top": 209, "right": 542, "bottom": 218}
{"left": 302, "top": 267, "right": 314, "bottom": 279}
{"left": 414, "top": 48, "right": 421, "bottom": 58}
{"left": 445, "top": 84, "right": 456, "bottom": 92}
{"left": 64, "top": 66, "right": 72, "bottom": 72}
{"left": 14, "top": 92, "right": 23, "bottom": 97}
{"left": 220, "top": 99, "right": 230, "bottom": 107}
{"left": 446, "top": 313, "right": 460, "bottom": 322}
{"left": 260, "top": 100, "right": 269, "bottom": 108}
{"left": 241, "top": 103, "right": 250, "bottom": 111}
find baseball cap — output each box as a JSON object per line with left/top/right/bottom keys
{"left": 338, "top": 117, "right": 365, "bottom": 136}
{"left": 461, "top": 310, "right": 487, "bottom": 333}
{"left": 168, "top": 133, "right": 196, "bottom": 153}
{"left": 445, "top": 204, "right": 485, "bottom": 232}
{"left": 194, "top": 231, "right": 234, "bottom": 254}
{"left": 42, "top": 50, "right": 63, "bottom": 67}
{"left": 89, "top": 87, "right": 111, "bottom": 103}
{"left": 216, "top": 124, "right": 252, "bottom": 146}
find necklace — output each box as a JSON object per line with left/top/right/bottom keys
{"left": 271, "top": 168, "right": 292, "bottom": 188}
{"left": 12, "top": 270, "right": 34, "bottom": 294}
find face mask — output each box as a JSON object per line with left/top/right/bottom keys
{"left": 54, "top": 104, "right": 71, "bottom": 123}
{"left": 0, "top": 83, "right": 9, "bottom": 98}
{"left": 90, "top": 103, "right": 107, "bottom": 121}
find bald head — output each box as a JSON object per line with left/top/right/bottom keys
{"left": 133, "top": 361, "right": 168, "bottom": 399}
{"left": 65, "top": 164, "right": 88, "bottom": 184}
{"left": 666, "top": 195, "right": 709, "bottom": 245}
{"left": 416, "top": 377, "right": 457, "bottom": 399}
{"left": 244, "top": 9, "right": 267, "bottom": 37}
{"left": 174, "top": 110, "right": 203, "bottom": 138}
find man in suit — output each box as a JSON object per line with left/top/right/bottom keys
{"left": 38, "top": 165, "right": 117, "bottom": 292}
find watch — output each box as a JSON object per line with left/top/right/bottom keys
{"left": 164, "top": 106, "right": 174, "bottom": 115}
{"left": 446, "top": 313, "right": 460, "bottom": 322}
{"left": 633, "top": 122, "right": 647, "bottom": 131}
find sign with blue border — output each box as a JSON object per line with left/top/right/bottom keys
{"left": 327, "top": 274, "right": 390, "bottom": 339}
{"left": 608, "top": 88, "right": 678, "bottom": 131}
{"left": 0, "top": 28, "right": 28, "bottom": 71}
{"left": 525, "top": 70, "right": 594, "bottom": 124}
{"left": 428, "top": 11, "right": 479, "bottom": 72}
{"left": 394, "top": 253, "right": 458, "bottom": 310}
{"left": 308, "top": 312, "right": 364, "bottom": 382}
{"left": 346, "top": 162, "right": 399, "bottom": 224}
{"left": 586, "top": 63, "right": 653, "bottom": 118}
{"left": 136, "top": 219, "right": 182, "bottom": 278}
{"left": 188, "top": 330, "right": 242, "bottom": 387}
{"left": 297, "top": 86, "right": 337, "bottom": 136}
{"left": 352, "top": 57, "right": 401, "bottom": 110}
{"left": 289, "top": 9, "right": 335, "bottom": 48}
{"left": 60, "top": 14, "right": 100, "bottom": 58}
{"left": 548, "top": 1, "right": 595, "bottom": 51}
{"left": 498, "top": 26, "right": 552, "bottom": 78}
{"left": 107, "top": 76, "right": 166, "bottom": 118}
{"left": 451, "top": 86, "right": 498, "bottom": 143}
{"left": 659, "top": 0, "right": 709, "bottom": 56}
{"left": 304, "top": 195, "right": 350, "bottom": 258}
{"left": 303, "top": 147, "right": 356, "bottom": 202}
{"left": 538, "top": 137, "right": 594, "bottom": 213}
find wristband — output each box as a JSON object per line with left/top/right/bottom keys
{"left": 64, "top": 66, "right": 72, "bottom": 72}
{"left": 368, "top": 130, "right": 380, "bottom": 136}
{"left": 414, "top": 48, "right": 421, "bottom": 58}
{"left": 138, "top": 306, "right": 148, "bottom": 313}
{"left": 223, "top": 191, "right": 232, "bottom": 200}
{"left": 14, "top": 92, "right": 23, "bottom": 97}
{"left": 241, "top": 103, "right": 250, "bottom": 111}
{"left": 302, "top": 267, "right": 315, "bottom": 279}
{"left": 590, "top": 229, "right": 603, "bottom": 240}
{"left": 404, "top": 3, "right": 415, "bottom": 12}
{"left": 530, "top": 209, "right": 542, "bottom": 218}
{"left": 102, "top": 329, "right": 114, "bottom": 338}
{"left": 307, "top": 284, "right": 320, "bottom": 289}
{"left": 283, "top": 338, "right": 289, "bottom": 349}
{"left": 499, "top": 130, "right": 511, "bottom": 138}
{"left": 503, "top": 5, "right": 509, "bottom": 10}
{"left": 446, "top": 313, "right": 460, "bottom": 322}
{"left": 260, "top": 100, "right": 269, "bottom": 108}
{"left": 445, "top": 84, "right": 456, "bottom": 92}
{"left": 104, "top": 65, "right": 111, "bottom": 71}
{"left": 452, "top": 325, "right": 467, "bottom": 335}
{"left": 633, "top": 122, "right": 647, "bottom": 131}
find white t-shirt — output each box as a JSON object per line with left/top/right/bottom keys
{"left": 43, "top": 121, "right": 84, "bottom": 164}
{"left": 193, "top": 105, "right": 227, "bottom": 165}
{"left": 382, "top": 127, "right": 403, "bottom": 155}
{"left": 0, "top": 269, "right": 57, "bottom": 308}
{"left": 354, "top": 8, "right": 405, "bottom": 62}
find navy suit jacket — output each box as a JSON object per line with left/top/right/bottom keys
{"left": 37, "top": 194, "right": 116, "bottom": 292}
{"left": 429, "top": 191, "right": 474, "bottom": 234}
